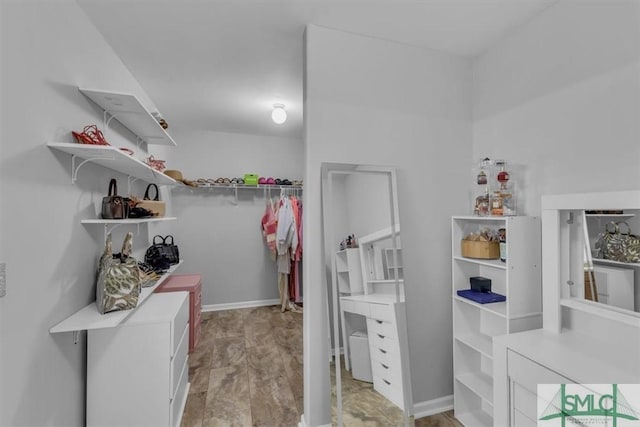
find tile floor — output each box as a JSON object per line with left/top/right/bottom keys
{"left": 180, "top": 305, "right": 462, "bottom": 426}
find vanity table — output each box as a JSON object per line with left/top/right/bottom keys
{"left": 493, "top": 191, "right": 640, "bottom": 427}
{"left": 338, "top": 225, "right": 411, "bottom": 410}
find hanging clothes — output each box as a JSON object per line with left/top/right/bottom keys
{"left": 260, "top": 190, "right": 303, "bottom": 312}
{"left": 261, "top": 198, "right": 278, "bottom": 260}
{"left": 288, "top": 195, "right": 303, "bottom": 303}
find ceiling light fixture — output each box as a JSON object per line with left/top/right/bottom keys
{"left": 271, "top": 104, "right": 287, "bottom": 124}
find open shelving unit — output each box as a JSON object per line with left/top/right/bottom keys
{"left": 48, "top": 142, "right": 179, "bottom": 185}
{"left": 79, "top": 88, "right": 176, "bottom": 147}
{"left": 451, "top": 215, "right": 542, "bottom": 426}
{"left": 50, "top": 261, "right": 183, "bottom": 334}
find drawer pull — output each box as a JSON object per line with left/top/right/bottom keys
{"left": 381, "top": 363, "right": 389, "bottom": 369}
{"left": 377, "top": 334, "right": 385, "bottom": 339}
{"left": 383, "top": 379, "right": 391, "bottom": 386}
{"left": 376, "top": 320, "right": 383, "bottom": 324}
{"left": 379, "top": 349, "right": 387, "bottom": 354}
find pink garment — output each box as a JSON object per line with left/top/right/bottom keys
{"left": 261, "top": 199, "right": 278, "bottom": 258}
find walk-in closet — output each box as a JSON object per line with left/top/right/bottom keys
{"left": 1, "top": 1, "right": 638, "bottom": 427}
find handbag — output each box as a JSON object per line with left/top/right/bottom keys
{"left": 596, "top": 221, "right": 640, "bottom": 263}
{"left": 136, "top": 183, "right": 165, "bottom": 217}
{"left": 145, "top": 235, "right": 180, "bottom": 272}
{"left": 101, "top": 179, "right": 127, "bottom": 219}
{"left": 95, "top": 232, "right": 141, "bottom": 314}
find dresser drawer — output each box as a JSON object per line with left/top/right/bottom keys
{"left": 194, "top": 286, "right": 202, "bottom": 310}
{"left": 171, "top": 359, "right": 189, "bottom": 427}
{"left": 508, "top": 350, "right": 572, "bottom": 393}
{"left": 512, "top": 382, "right": 537, "bottom": 422}
{"left": 372, "top": 358, "right": 402, "bottom": 386}
{"left": 368, "top": 328, "right": 399, "bottom": 353}
{"left": 373, "top": 371, "right": 404, "bottom": 408}
{"left": 369, "top": 340, "right": 399, "bottom": 365}
{"left": 369, "top": 303, "right": 394, "bottom": 322}
{"left": 172, "top": 294, "right": 189, "bottom": 356}
{"left": 171, "top": 323, "right": 189, "bottom": 398}
{"left": 192, "top": 320, "right": 201, "bottom": 350}
{"left": 366, "top": 318, "right": 396, "bottom": 340}
{"left": 341, "top": 299, "right": 370, "bottom": 317}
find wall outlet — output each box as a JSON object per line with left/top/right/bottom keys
{"left": 0, "top": 263, "right": 6, "bottom": 297}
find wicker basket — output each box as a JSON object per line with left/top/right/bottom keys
{"left": 461, "top": 239, "right": 500, "bottom": 259}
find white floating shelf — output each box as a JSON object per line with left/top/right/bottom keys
{"left": 50, "top": 261, "right": 183, "bottom": 334}
{"left": 81, "top": 217, "right": 177, "bottom": 225}
{"left": 79, "top": 88, "right": 176, "bottom": 146}
{"left": 48, "top": 142, "right": 179, "bottom": 185}
{"left": 586, "top": 213, "right": 635, "bottom": 218}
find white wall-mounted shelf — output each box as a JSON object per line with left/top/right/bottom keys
{"left": 48, "top": 142, "right": 179, "bottom": 185}
{"left": 50, "top": 261, "right": 183, "bottom": 334}
{"left": 80, "top": 217, "right": 177, "bottom": 225}
{"left": 585, "top": 213, "right": 635, "bottom": 218}
{"left": 81, "top": 216, "right": 177, "bottom": 239}
{"left": 79, "top": 88, "right": 176, "bottom": 147}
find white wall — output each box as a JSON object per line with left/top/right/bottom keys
{"left": 303, "top": 24, "right": 472, "bottom": 425}
{"left": 0, "top": 1, "right": 170, "bottom": 426}
{"left": 473, "top": 0, "right": 640, "bottom": 216}
{"left": 166, "top": 130, "right": 303, "bottom": 306}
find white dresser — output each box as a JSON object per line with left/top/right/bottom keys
{"left": 492, "top": 191, "right": 640, "bottom": 427}
{"left": 341, "top": 295, "right": 409, "bottom": 409}
{"left": 87, "top": 291, "right": 190, "bottom": 427}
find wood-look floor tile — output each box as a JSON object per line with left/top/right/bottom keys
{"left": 180, "top": 391, "right": 206, "bottom": 427}
{"left": 204, "top": 365, "right": 251, "bottom": 424}
{"left": 211, "top": 310, "right": 245, "bottom": 338}
{"left": 415, "top": 410, "right": 463, "bottom": 427}
{"left": 189, "top": 347, "right": 213, "bottom": 370}
{"left": 211, "top": 336, "right": 246, "bottom": 369}
{"left": 244, "top": 321, "right": 274, "bottom": 348}
{"left": 272, "top": 326, "right": 303, "bottom": 355}
{"left": 279, "top": 345, "right": 304, "bottom": 399}
{"left": 247, "top": 344, "right": 286, "bottom": 382}
{"left": 249, "top": 374, "right": 299, "bottom": 427}
{"left": 185, "top": 306, "right": 459, "bottom": 427}
{"left": 189, "top": 366, "right": 212, "bottom": 394}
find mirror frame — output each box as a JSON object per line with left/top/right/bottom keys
{"left": 321, "top": 162, "right": 413, "bottom": 426}
{"left": 542, "top": 190, "right": 640, "bottom": 331}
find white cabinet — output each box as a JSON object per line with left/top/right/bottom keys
{"left": 87, "top": 292, "right": 190, "bottom": 427}
{"left": 336, "top": 248, "right": 363, "bottom": 294}
{"left": 452, "top": 216, "right": 542, "bottom": 426}
{"left": 492, "top": 192, "right": 640, "bottom": 427}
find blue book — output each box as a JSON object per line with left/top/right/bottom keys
{"left": 457, "top": 289, "right": 506, "bottom": 304}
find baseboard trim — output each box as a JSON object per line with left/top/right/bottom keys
{"left": 202, "top": 299, "right": 280, "bottom": 312}
{"left": 413, "top": 394, "right": 454, "bottom": 419}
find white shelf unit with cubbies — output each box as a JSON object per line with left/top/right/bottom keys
{"left": 335, "top": 248, "right": 364, "bottom": 295}
{"left": 451, "top": 215, "right": 542, "bottom": 426}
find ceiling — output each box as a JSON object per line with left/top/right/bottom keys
{"left": 77, "top": 0, "right": 558, "bottom": 140}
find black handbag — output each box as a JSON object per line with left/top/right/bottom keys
{"left": 145, "top": 235, "right": 180, "bottom": 270}
{"left": 101, "top": 179, "right": 127, "bottom": 219}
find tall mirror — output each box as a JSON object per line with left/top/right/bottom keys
{"left": 565, "top": 207, "right": 640, "bottom": 316}
{"left": 321, "top": 163, "right": 413, "bottom": 426}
